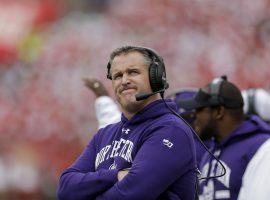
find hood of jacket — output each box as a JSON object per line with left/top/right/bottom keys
{"left": 120, "top": 99, "right": 177, "bottom": 126}
{"left": 219, "top": 115, "right": 270, "bottom": 147}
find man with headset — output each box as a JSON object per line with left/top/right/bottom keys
{"left": 57, "top": 46, "right": 197, "bottom": 200}
{"left": 179, "top": 76, "right": 270, "bottom": 200}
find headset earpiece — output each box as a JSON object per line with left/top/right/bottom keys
{"left": 143, "top": 47, "right": 168, "bottom": 92}
{"left": 149, "top": 61, "right": 166, "bottom": 92}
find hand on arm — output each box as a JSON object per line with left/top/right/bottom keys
{"left": 118, "top": 169, "right": 129, "bottom": 181}
{"left": 83, "top": 77, "right": 109, "bottom": 97}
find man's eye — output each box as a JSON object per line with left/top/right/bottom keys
{"left": 112, "top": 74, "right": 122, "bottom": 80}
{"left": 129, "top": 70, "right": 139, "bottom": 75}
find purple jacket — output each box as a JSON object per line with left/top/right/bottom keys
{"left": 57, "top": 99, "right": 197, "bottom": 200}
{"left": 195, "top": 139, "right": 213, "bottom": 165}
{"left": 199, "top": 115, "right": 270, "bottom": 200}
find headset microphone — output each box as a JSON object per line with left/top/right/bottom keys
{"left": 135, "top": 89, "right": 165, "bottom": 101}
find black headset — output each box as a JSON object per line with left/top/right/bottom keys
{"left": 106, "top": 46, "right": 169, "bottom": 93}
{"left": 208, "top": 75, "right": 244, "bottom": 108}
{"left": 208, "top": 75, "right": 227, "bottom": 106}
{"left": 246, "top": 88, "right": 257, "bottom": 115}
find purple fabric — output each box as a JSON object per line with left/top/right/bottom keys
{"left": 199, "top": 115, "right": 270, "bottom": 200}
{"left": 195, "top": 139, "right": 214, "bottom": 165}
{"left": 169, "top": 90, "right": 197, "bottom": 125}
{"left": 57, "top": 99, "right": 197, "bottom": 200}
{"left": 171, "top": 90, "right": 197, "bottom": 114}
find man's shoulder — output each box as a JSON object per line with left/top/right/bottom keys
{"left": 150, "top": 112, "right": 190, "bottom": 131}
{"left": 232, "top": 133, "right": 270, "bottom": 162}
{"left": 150, "top": 111, "right": 182, "bottom": 123}
{"left": 245, "top": 130, "right": 270, "bottom": 143}
{"left": 232, "top": 130, "right": 270, "bottom": 149}
{"left": 144, "top": 113, "right": 194, "bottom": 140}
{"left": 95, "top": 122, "right": 122, "bottom": 137}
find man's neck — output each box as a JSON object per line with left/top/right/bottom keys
{"left": 217, "top": 118, "right": 244, "bottom": 143}
{"left": 122, "top": 95, "right": 161, "bottom": 120}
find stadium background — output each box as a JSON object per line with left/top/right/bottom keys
{"left": 0, "top": 0, "right": 269, "bottom": 199}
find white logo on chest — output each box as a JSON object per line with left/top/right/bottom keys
{"left": 122, "top": 128, "right": 130, "bottom": 134}
{"left": 163, "top": 139, "right": 173, "bottom": 148}
{"left": 95, "top": 138, "right": 134, "bottom": 169}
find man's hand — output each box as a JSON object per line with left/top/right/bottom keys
{"left": 117, "top": 169, "right": 129, "bottom": 181}
{"left": 82, "top": 77, "right": 109, "bottom": 97}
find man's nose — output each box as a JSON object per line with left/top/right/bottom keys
{"left": 121, "top": 73, "right": 131, "bottom": 85}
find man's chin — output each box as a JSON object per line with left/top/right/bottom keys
{"left": 121, "top": 99, "right": 138, "bottom": 107}
{"left": 120, "top": 99, "right": 144, "bottom": 113}
{"left": 121, "top": 91, "right": 140, "bottom": 101}
{"left": 121, "top": 95, "right": 136, "bottom": 103}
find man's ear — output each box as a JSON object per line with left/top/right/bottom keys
{"left": 212, "top": 106, "right": 225, "bottom": 120}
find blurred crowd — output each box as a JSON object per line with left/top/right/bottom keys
{"left": 0, "top": 0, "right": 270, "bottom": 199}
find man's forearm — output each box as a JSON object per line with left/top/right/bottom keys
{"left": 58, "top": 168, "right": 118, "bottom": 200}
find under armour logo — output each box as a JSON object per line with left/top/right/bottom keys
{"left": 163, "top": 139, "right": 173, "bottom": 148}
{"left": 122, "top": 128, "right": 130, "bottom": 134}
{"left": 109, "top": 161, "right": 117, "bottom": 170}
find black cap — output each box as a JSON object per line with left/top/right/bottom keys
{"left": 179, "top": 77, "right": 244, "bottom": 110}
